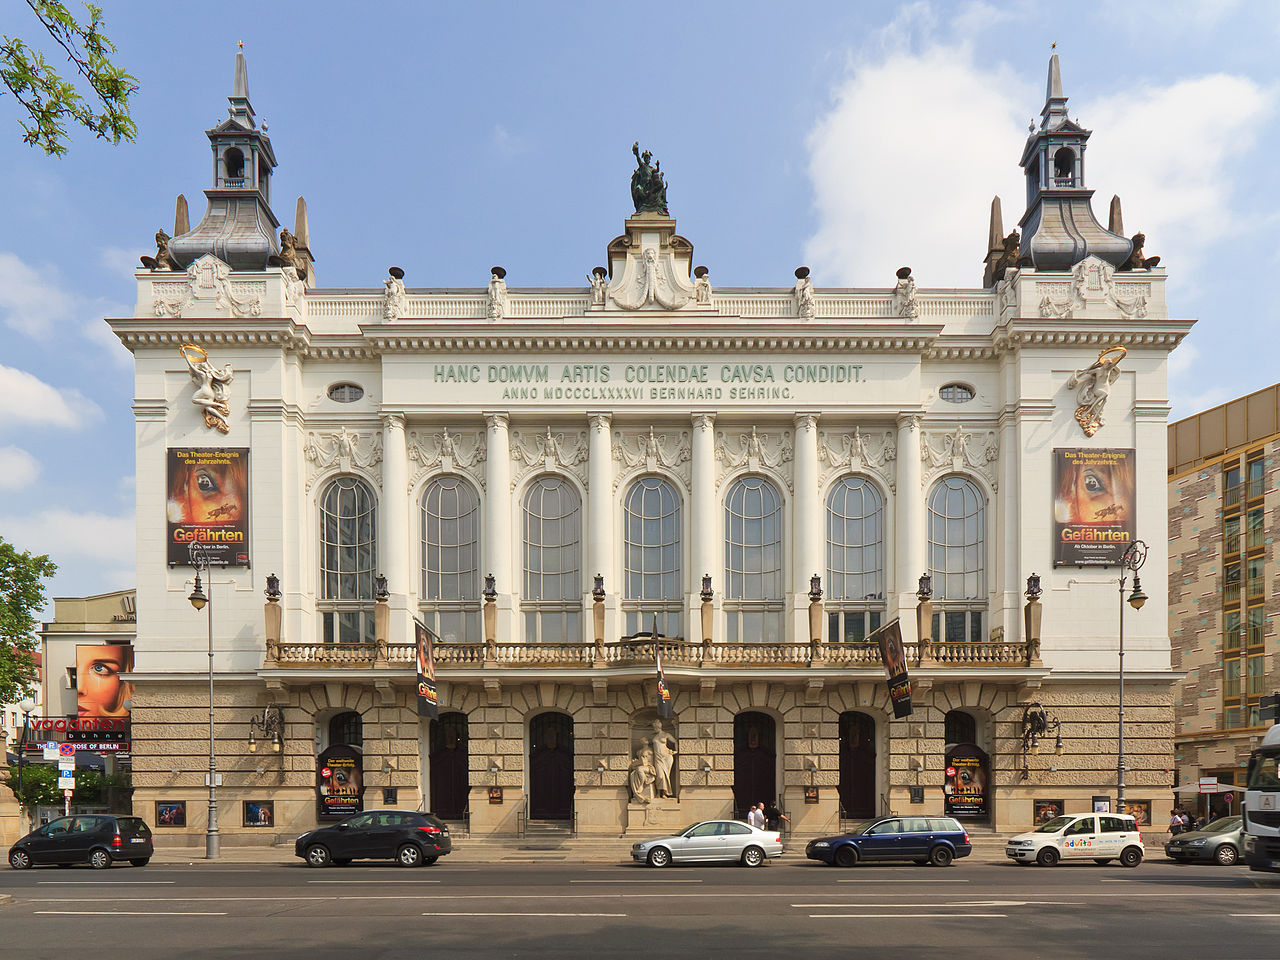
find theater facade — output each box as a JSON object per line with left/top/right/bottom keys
{"left": 112, "top": 53, "right": 1190, "bottom": 846}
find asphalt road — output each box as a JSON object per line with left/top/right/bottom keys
{"left": 1, "top": 857, "right": 1277, "bottom": 959}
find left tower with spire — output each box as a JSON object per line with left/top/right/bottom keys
{"left": 169, "top": 51, "right": 281, "bottom": 270}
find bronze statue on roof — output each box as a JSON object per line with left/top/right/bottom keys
{"left": 630, "top": 141, "right": 669, "bottom": 215}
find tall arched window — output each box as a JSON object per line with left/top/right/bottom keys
{"left": 826, "top": 476, "right": 885, "bottom": 642}
{"left": 927, "top": 476, "right": 986, "bottom": 644}
{"left": 421, "top": 476, "right": 480, "bottom": 643}
{"left": 329, "top": 711, "right": 363, "bottom": 749}
{"left": 623, "top": 477, "right": 682, "bottom": 637}
{"left": 319, "top": 476, "right": 378, "bottom": 645}
{"left": 724, "top": 476, "right": 783, "bottom": 643}
{"left": 522, "top": 476, "right": 582, "bottom": 643}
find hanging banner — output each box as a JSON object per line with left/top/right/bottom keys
{"left": 415, "top": 618, "right": 439, "bottom": 720}
{"left": 944, "top": 744, "right": 989, "bottom": 818}
{"left": 166, "top": 448, "right": 250, "bottom": 566}
{"left": 1053, "top": 448, "right": 1135, "bottom": 567}
{"left": 655, "top": 650, "right": 673, "bottom": 719}
{"left": 872, "top": 619, "right": 912, "bottom": 718}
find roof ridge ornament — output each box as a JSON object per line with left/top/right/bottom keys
{"left": 630, "top": 142, "right": 669, "bottom": 215}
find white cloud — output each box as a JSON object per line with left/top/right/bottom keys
{"left": 1168, "top": 338, "right": 1235, "bottom": 422}
{"left": 0, "top": 364, "right": 103, "bottom": 429}
{"left": 0, "top": 508, "right": 135, "bottom": 567}
{"left": 99, "top": 246, "right": 147, "bottom": 277}
{"left": 0, "top": 445, "right": 40, "bottom": 490}
{"left": 0, "top": 252, "right": 78, "bottom": 336}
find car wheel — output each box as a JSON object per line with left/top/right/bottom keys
{"left": 1119, "top": 846, "right": 1143, "bottom": 868}
{"left": 397, "top": 844, "right": 423, "bottom": 868}
{"left": 834, "top": 846, "right": 858, "bottom": 868}
{"left": 89, "top": 849, "right": 112, "bottom": 870}
{"left": 646, "top": 846, "right": 671, "bottom": 868}
{"left": 305, "top": 844, "right": 331, "bottom": 868}
{"left": 928, "top": 845, "right": 954, "bottom": 868}
{"left": 9, "top": 849, "right": 31, "bottom": 870}
{"left": 1214, "top": 844, "right": 1239, "bottom": 867}
{"left": 423, "top": 856, "right": 438, "bottom": 866}
{"left": 130, "top": 858, "right": 150, "bottom": 867}
{"left": 741, "top": 845, "right": 765, "bottom": 868}
{"left": 1093, "top": 858, "right": 1113, "bottom": 865}
{"left": 1036, "top": 847, "right": 1059, "bottom": 867}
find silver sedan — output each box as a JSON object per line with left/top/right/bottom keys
{"left": 631, "top": 820, "right": 784, "bottom": 867}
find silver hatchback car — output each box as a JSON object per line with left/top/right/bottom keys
{"left": 631, "top": 820, "right": 784, "bottom": 867}
{"left": 1165, "top": 816, "right": 1245, "bottom": 866}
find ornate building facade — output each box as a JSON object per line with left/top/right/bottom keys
{"left": 111, "top": 53, "right": 1189, "bottom": 846}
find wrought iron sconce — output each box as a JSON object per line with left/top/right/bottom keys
{"left": 702, "top": 760, "right": 712, "bottom": 784}
{"left": 265, "top": 572, "right": 282, "bottom": 601}
{"left": 1019, "top": 702, "right": 1062, "bottom": 779}
{"left": 700, "top": 574, "right": 713, "bottom": 603}
{"left": 248, "top": 704, "right": 284, "bottom": 754}
{"left": 808, "top": 574, "right": 823, "bottom": 604}
{"left": 483, "top": 574, "right": 497, "bottom": 603}
{"left": 592, "top": 573, "right": 605, "bottom": 601}
{"left": 916, "top": 572, "right": 933, "bottom": 601}
{"left": 489, "top": 761, "right": 500, "bottom": 786}
{"left": 374, "top": 574, "right": 389, "bottom": 602}
{"left": 1025, "top": 572, "right": 1042, "bottom": 602}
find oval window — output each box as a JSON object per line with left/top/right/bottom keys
{"left": 939, "top": 383, "right": 974, "bottom": 403}
{"left": 327, "top": 382, "right": 365, "bottom": 403}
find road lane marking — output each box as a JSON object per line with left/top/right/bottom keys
{"left": 569, "top": 879, "right": 702, "bottom": 883}
{"left": 1230, "top": 913, "right": 1280, "bottom": 917}
{"left": 836, "top": 879, "right": 970, "bottom": 883}
{"left": 810, "top": 913, "right": 1007, "bottom": 919}
{"left": 792, "top": 901, "right": 1079, "bottom": 908}
{"left": 36, "top": 881, "right": 176, "bottom": 885}
{"left": 422, "top": 912, "right": 627, "bottom": 917}
{"left": 34, "top": 910, "right": 228, "bottom": 916}
{"left": 1099, "top": 878, "right": 1245, "bottom": 883}
{"left": 308, "top": 880, "right": 441, "bottom": 884}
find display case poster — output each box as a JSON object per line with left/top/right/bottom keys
{"left": 1123, "top": 800, "right": 1151, "bottom": 827}
{"left": 317, "top": 744, "right": 364, "bottom": 819}
{"left": 243, "top": 800, "right": 274, "bottom": 827}
{"left": 1053, "top": 448, "right": 1135, "bottom": 567}
{"left": 943, "top": 744, "right": 989, "bottom": 818}
{"left": 166, "top": 448, "right": 250, "bottom": 566}
{"left": 1034, "top": 799, "right": 1064, "bottom": 824}
{"left": 872, "top": 619, "right": 912, "bottom": 718}
{"left": 155, "top": 801, "right": 186, "bottom": 827}
{"left": 415, "top": 618, "right": 439, "bottom": 720}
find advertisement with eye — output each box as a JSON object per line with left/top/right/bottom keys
{"left": 317, "top": 744, "right": 364, "bottom": 819}
{"left": 166, "top": 448, "right": 250, "bottom": 566}
{"left": 1053, "top": 448, "right": 1135, "bottom": 567}
{"left": 943, "top": 743, "right": 989, "bottom": 818}
{"left": 76, "top": 644, "right": 134, "bottom": 720}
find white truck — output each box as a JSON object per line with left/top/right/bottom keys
{"left": 1244, "top": 723, "right": 1280, "bottom": 872}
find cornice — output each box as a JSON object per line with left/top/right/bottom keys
{"left": 107, "top": 317, "right": 309, "bottom": 353}
{"left": 993, "top": 317, "right": 1195, "bottom": 352}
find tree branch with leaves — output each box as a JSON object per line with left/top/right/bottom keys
{"left": 0, "top": 536, "right": 57, "bottom": 707}
{"left": 1, "top": 1, "right": 138, "bottom": 156}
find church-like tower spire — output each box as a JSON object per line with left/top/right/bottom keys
{"left": 168, "top": 50, "right": 281, "bottom": 270}
{"left": 1016, "top": 53, "right": 1130, "bottom": 271}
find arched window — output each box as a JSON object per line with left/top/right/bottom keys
{"left": 223, "top": 146, "right": 245, "bottom": 182}
{"left": 421, "top": 476, "right": 481, "bottom": 643}
{"left": 329, "top": 711, "right": 363, "bottom": 749}
{"left": 944, "top": 710, "right": 977, "bottom": 748}
{"left": 927, "top": 476, "right": 986, "bottom": 644}
{"left": 623, "top": 477, "right": 682, "bottom": 637}
{"left": 522, "top": 477, "right": 582, "bottom": 643}
{"left": 724, "top": 476, "right": 783, "bottom": 643}
{"left": 826, "top": 477, "right": 885, "bottom": 642}
{"left": 319, "top": 476, "right": 378, "bottom": 645}
{"left": 1053, "top": 147, "right": 1075, "bottom": 187}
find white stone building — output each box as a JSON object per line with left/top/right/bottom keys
{"left": 109, "top": 53, "right": 1190, "bottom": 846}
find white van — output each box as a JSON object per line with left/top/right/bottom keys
{"left": 1006, "top": 813, "right": 1144, "bottom": 867}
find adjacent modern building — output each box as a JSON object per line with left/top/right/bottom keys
{"left": 106, "top": 52, "right": 1190, "bottom": 847}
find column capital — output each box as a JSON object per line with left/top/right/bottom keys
{"left": 691, "top": 412, "right": 716, "bottom": 431}
{"left": 793, "top": 411, "right": 820, "bottom": 431}
{"left": 896, "top": 413, "right": 923, "bottom": 431}
{"left": 483, "top": 411, "right": 510, "bottom": 431}
{"left": 587, "top": 411, "right": 612, "bottom": 431}
{"left": 380, "top": 412, "right": 406, "bottom": 431}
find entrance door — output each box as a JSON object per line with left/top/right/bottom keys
{"left": 529, "top": 712, "right": 574, "bottom": 820}
{"left": 838, "top": 711, "right": 876, "bottom": 819}
{"left": 733, "top": 712, "right": 777, "bottom": 819}
{"left": 429, "top": 712, "right": 470, "bottom": 820}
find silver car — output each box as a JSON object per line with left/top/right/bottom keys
{"left": 631, "top": 820, "right": 783, "bottom": 867}
{"left": 1165, "top": 816, "right": 1245, "bottom": 865}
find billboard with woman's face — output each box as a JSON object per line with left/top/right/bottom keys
{"left": 1053, "top": 448, "right": 1135, "bottom": 566}
{"left": 76, "top": 644, "right": 134, "bottom": 719}
{"left": 166, "top": 448, "right": 249, "bottom": 566}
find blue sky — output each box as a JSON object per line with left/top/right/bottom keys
{"left": 1, "top": 0, "right": 1277, "bottom": 606}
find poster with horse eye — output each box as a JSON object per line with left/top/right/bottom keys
{"left": 944, "top": 744, "right": 989, "bottom": 818}
{"left": 166, "top": 448, "right": 250, "bottom": 566}
{"left": 1053, "top": 448, "right": 1134, "bottom": 567}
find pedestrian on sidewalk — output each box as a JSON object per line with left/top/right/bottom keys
{"left": 748, "top": 803, "right": 765, "bottom": 830}
{"left": 763, "top": 800, "right": 789, "bottom": 833}
{"left": 1168, "top": 809, "right": 1183, "bottom": 836}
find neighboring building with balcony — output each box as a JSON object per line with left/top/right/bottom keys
{"left": 1169, "top": 385, "right": 1280, "bottom": 820}
{"left": 109, "top": 53, "right": 1188, "bottom": 846}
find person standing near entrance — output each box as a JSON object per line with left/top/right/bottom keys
{"left": 764, "top": 800, "right": 789, "bottom": 833}
{"left": 747, "top": 803, "right": 764, "bottom": 829}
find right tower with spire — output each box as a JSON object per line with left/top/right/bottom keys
{"left": 1017, "top": 53, "right": 1131, "bottom": 271}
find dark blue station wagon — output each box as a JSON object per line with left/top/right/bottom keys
{"left": 806, "top": 816, "right": 972, "bottom": 867}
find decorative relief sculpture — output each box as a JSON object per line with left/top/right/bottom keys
{"left": 152, "top": 254, "right": 264, "bottom": 319}
{"left": 692, "top": 265, "right": 713, "bottom": 306}
{"left": 891, "top": 266, "right": 917, "bottom": 319}
{"left": 628, "top": 746, "right": 657, "bottom": 804}
{"left": 612, "top": 427, "right": 692, "bottom": 489}
{"left": 407, "top": 427, "right": 487, "bottom": 491}
{"left": 1065, "top": 345, "right": 1126, "bottom": 438}
{"left": 630, "top": 141, "right": 669, "bottom": 216}
{"left": 181, "top": 343, "right": 234, "bottom": 434}
{"left": 611, "top": 247, "right": 694, "bottom": 310}
{"left": 793, "top": 267, "right": 816, "bottom": 319}
{"left": 487, "top": 266, "right": 508, "bottom": 320}
{"left": 588, "top": 266, "right": 609, "bottom": 306}
{"left": 817, "top": 427, "right": 898, "bottom": 492}
{"left": 281, "top": 265, "right": 305, "bottom": 305}
{"left": 510, "top": 425, "right": 590, "bottom": 490}
{"left": 139, "top": 229, "right": 178, "bottom": 270}
{"left": 303, "top": 428, "right": 384, "bottom": 490}
{"left": 1037, "top": 255, "right": 1147, "bottom": 320}
{"left": 715, "top": 426, "right": 794, "bottom": 489}
{"left": 920, "top": 424, "right": 1000, "bottom": 490}
{"left": 383, "top": 267, "right": 407, "bottom": 320}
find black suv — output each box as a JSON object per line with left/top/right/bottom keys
{"left": 9, "top": 815, "right": 153, "bottom": 869}
{"left": 295, "top": 810, "right": 452, "bottom": 867}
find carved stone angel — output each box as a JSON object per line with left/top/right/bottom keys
{"left": 1066, "top": 345, "right": 1126, "bottom": 437}
{"left": 140, "top": 229, "right": 179, "bottom": 271}
{"left": 181, "top": 344, "right": 234, "bottom": 434}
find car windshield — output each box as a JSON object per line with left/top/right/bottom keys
{"left": 1198, "top": 817, "right": 1242, "bottom": 834}
{"left": 1248, "top": 750, "right": 1280, "bottom": 789}
{"left": 1034, "top": 815, "right": 1075, "bottom": 833}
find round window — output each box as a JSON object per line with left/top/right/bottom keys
{"left": 327, "top": 382, "right": 364, "bottom": 403}
{"left": 939, "top": 383, "right": 975, "bottom": 403}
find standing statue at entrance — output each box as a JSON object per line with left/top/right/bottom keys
{"left": 628, "top": 745, "right": 657, "bottom": 804}
{"left": 650, "top": 720, "right": 678, "bottom": 798}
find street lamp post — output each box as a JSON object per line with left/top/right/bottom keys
{"left": 187, "top": 545, "right": 219, "bottom": 860}
{"left": 15, "top": 695, "right": 35, "bottom": 827}
{"left": 1117, "top": 540, "right": 1149, "bottom": 811}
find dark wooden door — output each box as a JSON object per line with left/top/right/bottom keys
{"left": 529, "top": 712, "right": 574, "bottom": 820}
{"left": 733, "top": 712, "right": 776, "bottom": 819}
{"left": 839, "top": 711, "right": 876, "bottom": 819}
{"left": 429, "top": 712, "right": 470, "bottom": 820}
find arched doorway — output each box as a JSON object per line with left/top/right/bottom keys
{"left": 838, "top": 711, "right": 876, "bottom": 819}
{"left": 429, "top": 712, "right": 469, "bottom": 820}
{"left": 528, "top": 712, "right": 574, "bottom": 820}
{"left": 733, "top": 712, "right": 776, "bottom": 819}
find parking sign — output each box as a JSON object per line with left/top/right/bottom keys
{"left": 59, "top": 743, "right": 76, "bottom": 757}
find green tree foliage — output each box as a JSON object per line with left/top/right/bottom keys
{"left": 3, "top": 763, "right": 129, "bottom": 809}
{"left": 0, "top": 536, "right": 57, "bottom": 705}
{"left": 1, "top": 1, "right": 138, "bottom": 156}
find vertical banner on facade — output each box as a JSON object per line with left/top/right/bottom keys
{"left": 415, "top": 618, "right": 439, "bottom": 720}
{"left": 1053, "top": 448, "right": 1135, "bottom": 566}
{"left": 944, "top": 744, "right": 989, "bottom": 818}
{"left": 655, "top": 651, "right": 673, "bottom": 719}
{"left": 166, "top": 448, "right": 250, "bottom": 566}
{"left": 75, "top": 644, "right": 134, "bottom": 720}
{"left": 872, "top": 619, "right": 913, "bottom": 719}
